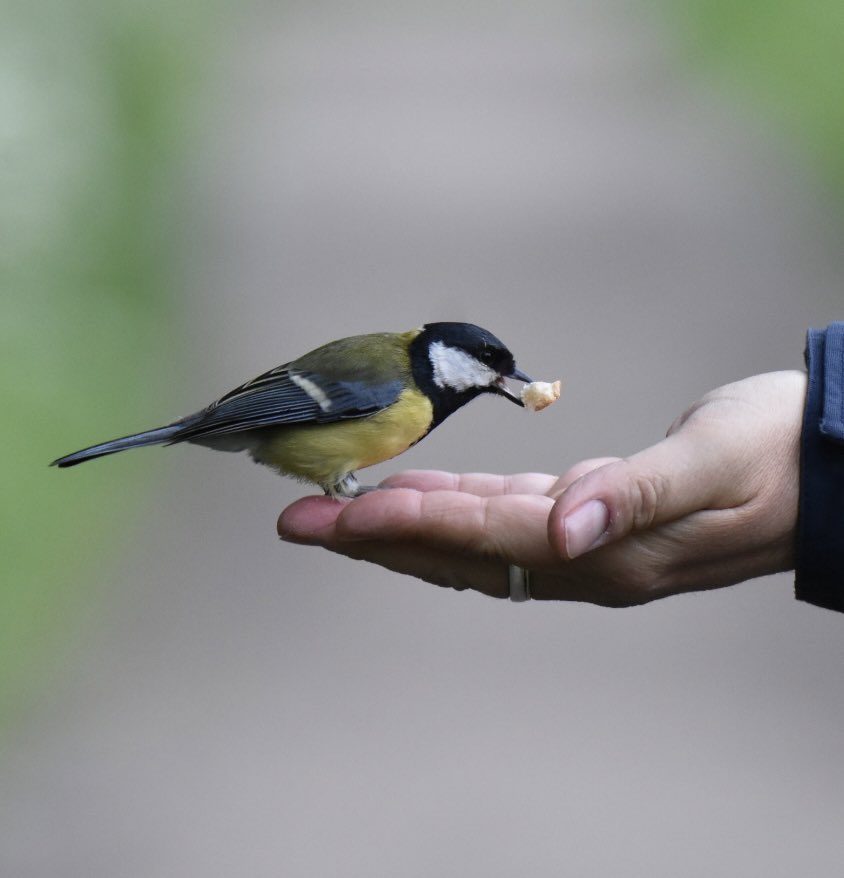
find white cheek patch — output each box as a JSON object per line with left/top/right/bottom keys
{"left": 429, "top": 341, "right": 498, "bottom": 392}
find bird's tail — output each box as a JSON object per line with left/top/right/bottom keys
{"left": 51, "top": 422, "right": 189, "bottom": 468}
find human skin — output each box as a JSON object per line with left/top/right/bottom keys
{"left": 278, "top": 371, "right": 806, "bottom": 606}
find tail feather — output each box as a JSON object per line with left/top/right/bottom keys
{"left": 51, "top": 423, "right": 187, "bottom": 468}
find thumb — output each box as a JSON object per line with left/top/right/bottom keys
{"left": 548, "top": 430, "right": 737, "bottom": 560}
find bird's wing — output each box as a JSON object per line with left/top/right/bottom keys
{"left": 172, "top": 366, "right": 404, "bottom": 440}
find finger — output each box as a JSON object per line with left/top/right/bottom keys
{"left": 547, "top": 430, "right": 746, "bottom": 560}
{"left": 380, "top": 470, "right": 558, "bottom": 496}
{"left": 545, "top": 457, "right": 622, "bottom": 499}
{"left": 324, "top": 540, "right": 510, "bottom": 598}
{"left": 331, "top": 488, "right": 559, "bottom": 569}
{"left": 278, "top": 495, "right": 507, "bottom": 597}
{"left": 278, "top": 495, "right": 347, "bottom": 543}
{"left": 279, "top": 490, "right": 558, "bottom": 569}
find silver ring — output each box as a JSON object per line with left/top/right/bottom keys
{"left": 508, "top": 564, "right": 532, "bottom": 602}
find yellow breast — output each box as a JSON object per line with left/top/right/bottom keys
{"left": 253, "top": 388, "right": 434, "bottom": 487}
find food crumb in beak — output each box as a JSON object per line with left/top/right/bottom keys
{"left": 521, "top": 380, "right": 562, "bottom": 412}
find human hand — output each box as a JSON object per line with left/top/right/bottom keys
{"left": 277, "top": 371, "right": 806, "bottom": 606}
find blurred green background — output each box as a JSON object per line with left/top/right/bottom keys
{"left": 2, "top": 0, "right": 222, "bottom": 722}
{"left": 668, "top": 0, "right": 844, "bottom": 189}
{"left": 3, "top": 0, "right": 843, "bottom": 728}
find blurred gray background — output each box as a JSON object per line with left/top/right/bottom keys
{"left": 4, "top": 1, "right": 844, "bottom": 875}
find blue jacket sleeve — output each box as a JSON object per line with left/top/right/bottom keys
{"left": 795, "top": 322, "right": 844, "bottom": 611}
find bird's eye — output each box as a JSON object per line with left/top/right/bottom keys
{"left": 479, "top": 349, "right": 495, "bottom": 365}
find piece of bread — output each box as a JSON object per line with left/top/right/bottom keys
{"left": 521, "top": 380, "right": 562, "bottom": 412}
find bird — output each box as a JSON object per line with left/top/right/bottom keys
{"left": 51, "top": 322, "right": 533, "bottom": 497}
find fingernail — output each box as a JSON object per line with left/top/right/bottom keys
{"left": 564, "top": 499, "right": 609, "bottom": 559}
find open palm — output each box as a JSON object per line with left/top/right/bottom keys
{"left": 279, "top": 372, "right": 805, "bottom": 606}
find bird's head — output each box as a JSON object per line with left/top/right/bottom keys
{"left": 409, "top": 322, "right": 532, "bottom": 426}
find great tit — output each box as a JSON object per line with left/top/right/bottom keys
{"left": 52, "top": 321, "right": 532, "bottom": 497}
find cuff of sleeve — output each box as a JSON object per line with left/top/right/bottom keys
{"left": 820, "top": 323, "right": 844, "bottom": 442}
{"left": 795, "top": 322, "right": 844, "bottom": 612}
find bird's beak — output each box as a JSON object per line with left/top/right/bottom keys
{"left": 493, "top": 367, "right": 533, "bottom": 406}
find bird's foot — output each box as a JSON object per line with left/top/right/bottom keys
{"left": 325, "top": 473, "right": 363, "bottom": 499}
{"left": 325, "top": 473, "right": 394, "bottom": 498}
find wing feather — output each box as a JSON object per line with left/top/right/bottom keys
{"left": 173, "top": 368, "right": 404, "bottom": 440}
